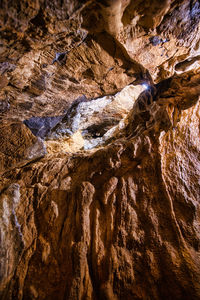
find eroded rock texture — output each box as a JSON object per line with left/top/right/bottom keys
{"left": 0, "top": 71, "right": 200, "bottom": 300}
{"left": 0, "top": 0, "right": 200, "bottom": 300}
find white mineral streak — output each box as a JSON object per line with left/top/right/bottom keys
{"left": 67, "top": 84, "right": 145, "bottom": 150}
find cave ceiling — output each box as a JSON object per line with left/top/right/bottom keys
{"left": 0, "top": 0, "right": 199, "bottom": 152}
{"left": 0, "top": 0, "right": 199, "bottom": 118}
{"left": 0, "top": 1, "right": 200, "bottom": 300}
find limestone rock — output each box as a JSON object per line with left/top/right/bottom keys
{"left": 0, "top": 69, "right": 200, "bottom": 299}
{"left": 0, "top": 75, "right": 8, "bottom": 90}
{"left": 0, "top": 121, "right": 46, "bottom": 175}
{"left": 0, "top": 100, "right": 10, "bottom": 114}
{"left": 0, "top": 184, "right": 23, "bottom": 296}
{"left": 3, "top": 0, "right": 199, "bottom": 120}
{"left": 24, "top": 115, "right": 64, "bottom": 139}
{"left": 0, "top": 1, "right": 200, "bottom": 299}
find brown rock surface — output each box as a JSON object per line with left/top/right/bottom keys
{"left": 0, "top": 1, "right": 200, "bottom": 300}
{"left": 0, "top": 0, "right": 199, "bottom": 120}
{"left": 0, "top": 121, "right": 46, "bottom": 175}
{"left": 0, "top": 71, "right": 200, "bottom": 300}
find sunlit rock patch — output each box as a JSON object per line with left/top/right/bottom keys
{"left": 48, "top": 84, "right": 146, "bottom": 151}
{"left": 24, "top": 84, "right": 145, "bottom": 152}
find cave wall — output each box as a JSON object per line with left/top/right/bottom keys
{"left": 1, "top": 71, "right": 200, "bottom": 299}
{"left": 0, "top": 1, "right": 200, "bottom": 300}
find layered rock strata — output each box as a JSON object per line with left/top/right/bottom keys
{"left": 0, "top": 0, "right": 200, "bottom": 299}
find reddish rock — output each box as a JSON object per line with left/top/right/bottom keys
{"left": 0, "top": 1, "right": 199, "bottom": 299}
{"left": 0, "top": 70, "right": 200, "bottom": 299}
{"left": 0, "top": 121, "right": 46, "bottom": 175}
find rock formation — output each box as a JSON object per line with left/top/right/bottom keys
{"left": 0, "top": 0, "right": 200, "bottom": 299}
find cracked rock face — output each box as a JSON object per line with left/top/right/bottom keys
{"left": 0, "top": 121, "right": 46, "bottom": 175}
{"left": 0, "top": 1, "right": 200, "bottom": 300}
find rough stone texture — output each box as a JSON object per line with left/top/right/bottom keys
{"left": 0, "top": 184, "right": 24, "bottom": 296}
{"left": 24, "top": 115, "right": 64, "bottom": 139}
{"left": 45, "top": 85, "right": 145, "bottom": 151}
{"left": 82, "top": 0, "right": 200, "bottom": 81}
{"left": 0, "top": 71, "right": 200, "bottom": 300}
{"left": 0, "top": 0, "right": 199, "bottom": 120}
{"left": 0, "top": 121, "right": 46, "bottom": 175}
{"left": 0, "top": 1, "right": 200, "bottom": 300}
